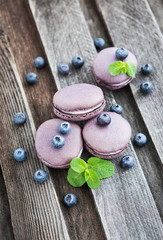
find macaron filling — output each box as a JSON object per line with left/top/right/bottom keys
{"left": 55, "top": 102, "right": 104, "bottom": 115}
{"left": 84, "top": 142, "right": 126, "bottom": 157}
{"left": 95, "top": 76, "right": 133, "bottom": 88}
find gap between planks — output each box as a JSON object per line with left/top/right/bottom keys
{"left": 28, "top": 0, "right": 163, "bottom": 239}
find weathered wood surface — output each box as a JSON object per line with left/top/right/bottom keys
{"left": 0, "top": 31, "right": 70, "bottom": 240}
{"left": 80, "top": 0, "right": 163, "bottom": 221}
{"left": 0, "top": 1, "right": 106, "bottom": 239}
{"left": 29, "top": 0, "right": 163, "bottom": 239}
{"left": 148, "top": 0, "right": 163, "bottom": 33}
{"left": 0, "top": 168, "right": 14, "bottom": 240}
{"left": 95, "top": 0, "right": 163, "bottom": 165}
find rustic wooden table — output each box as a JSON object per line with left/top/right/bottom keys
{"left": 0, "top": 0, "right": 163, "bottom": 239}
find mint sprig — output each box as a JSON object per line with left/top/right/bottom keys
{"left": 108, "top": 61, "right": 136, "bottom": 78}
{"left": 67, "top": 157, "right": 114, "bottom": 189}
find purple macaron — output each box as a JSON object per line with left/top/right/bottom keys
{"left": 35, "top": 119, "right": 83, "bottom": 168}
{"left": 82, "top": 112, "right": 131, "bottom": 159}
{"left": 53, "top": 83, "right": 105, "bottom": 121}
{"left": 93, "top": 47, "right": 138, "bottom": 90}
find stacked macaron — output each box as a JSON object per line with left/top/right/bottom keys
{"left": 35, "top": 82, "right": 132, "bottom": 168}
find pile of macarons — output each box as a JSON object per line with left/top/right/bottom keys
{"left": 35, "top": 45, "right": 152, "bottom": 169}
{"left": 35, "top": 83, "right": 132, "bottom": 168}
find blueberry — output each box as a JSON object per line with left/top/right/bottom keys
{"left": 97, "top": 113, "right": 111, "bottom": 126}
{"left": 72, "top": 56, "right": 84, "bottom": 69}
{"left": 134, "top": 133, "right": 147, "bottom": 147}
{"left": 94, "top": 38, "right": 105, "bottom": 51}
{"left": 120, "top": 155, "right": 135, "bottom": 169}
{"left": 110, "top": 104, "right": 123, "bottom": 114}
{"left": 34, "top": 56, "right": 46, "bottom": 69}
{"left": 58, "top": 122, "right": 71, "bottom": 134}
{"left": 13, "top": 148, "right": 26, "bottom": 162}
{"left": 140, "top": 81, "right": 154, "bottom": 94}
{"left": 63, "top": 193, "right": 77, "bottom": 207}
{"left": 141, "top": 64, "right": 153, "bottom": 75}
{"left": 115, "top": 48, "right": 128, "bottom": 60}
{"left": 26, "top": 72, "right": 37, "bottom": 84}
{"left": 58, "top": 63, "right": 70, "bottom": 76}
{"left": 14, "top": 112, "right": 27, "bottom": 125}
{"left": 34, "top": 169, "right": 48, "bottom": 183}
{"left": 52, "top": 135, "right": 65, "bottom": 148}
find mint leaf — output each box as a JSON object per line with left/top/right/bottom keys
{"left": 125, "top": 61, "right": 136, "bottom": 78}
{"left": 86, "top": 169, "right": 100, "bottom": 189}
{"left": 70, "top": 158, "right": 87, "bottom": 173}
{"left": 121, "top": 65, "right": 127, "bottom": 74}
{"left": 108, "top": 61, "right": 124, "bottom": 76}
{"left": 84, "top": 170, "right": 89, "bottom": 181}
{"left": 67, "top": 168, "right": 86, "bottom": 187}
{"left": 87, "top": 157, "right": 115, "bottom": 179}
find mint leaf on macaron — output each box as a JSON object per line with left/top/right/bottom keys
{"left": 108, "top": 60, "right": 136, "bottom": 78}
{"left": 108, "top": 61, "right": 124, "bottom": 76}
{"left": 125, "top": 61, "right": 137, "bottom": 78}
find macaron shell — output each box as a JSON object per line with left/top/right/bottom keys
{"left": 93, "top": 47, "right": 138, "bottom": 89}
{"left": 82, "top": 112, "right": 131, "bottom": 159}
{"left": 35, "top": 119, "right": 83, "bottom": 168}
{"left": 53, "top": 83, "right": 105, "bottom": 121}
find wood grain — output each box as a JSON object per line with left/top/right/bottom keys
{"left": 148, "top": 0, "right": 163, "bottom": 33}
{"left": 0, "top": 168, "right": 14, "bottom": 240}
{"left": 0, "top": 31, "right": 70, "bottom": 240}
{"left": 29, "top": 0, "right": 163, "bottom": 239}
{"left": 80, "top": 0, "right": 163, "bottom": 220}
{"left": 95, "top": 0, "right": 163, "bottom": 164}
{"left": 0, "top": 1, "right": 107, "bottom": 239}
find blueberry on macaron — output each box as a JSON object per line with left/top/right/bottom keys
{"left": 72, "top": 56, "right": 84, "bottom": 68}
{"left": 97, "top": 113, "right": 111, "bottom": 126}
{"left": 26, "top": 72, "right": 37, "bottom": 84}
{"left": 58, "top": 63, "right": 70, "bottom": 76}
{"left": 13, "top": 148, "right": 26, "bottom": 162}
{"left": 52, "top": 135, "right": 65, "bottom": 148}
{"left": 34, "top": 56, "right": 46, "bottom": 69}
{"left": 58, "top": 122, "right": 71, "bottom": 134}
{"left": 34, "top": 169, "right": 48, "bottom": 183}
{"left": 134, "top": 133, "right": 147, "bottom": 147}
{"left": 63, "top": 193, "right": 77, "bottom": 207}
{"left": 115, "top": 48, "right": 128, "bottom": 60}
{"left": 110, "top": 104, "right": 123, "bottom": 114}
{"left": 140, "top": 81, "right": 154, "bottom": 94}
{"left": 141, "top": 64, "right": 153, "bottom": 75}
{"left": 120, "top": 155, "right": 135, "bottom": 169}
{"left": 14, "top": 112, "right": 27, "bottom": 125}
{"left": 94, "top": 38, "right": 105, "bottom": 51}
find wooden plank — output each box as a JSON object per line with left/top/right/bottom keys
{"left": 95, "top": 0, "right": 163, "bottom": 164}
{"left": 80, "top": 0, "right": 163, "bottom": 220}
{"left": 148, "top": 0, "right": 163, "bottom": 33}
{"left": 0, "top": 1, "right": 106, "bottom": 239}
{"left": 28, "top": 0, "right": 163, "bottom": 239}
{"left": 0, "top": 31, "right": 70, "bottom": 240}
{"left": 0, "top": 168, "right": 14, "bottom": 240}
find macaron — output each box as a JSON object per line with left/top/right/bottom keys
{"left": 93, "top": 47, "right": 138, "bottom": 90}
{"left": 35, "top": 119, "right": 83, "bottom": 168}
{"left": 82, "top": 112, "right": 131, "bottom": 159}
{"left": 53, "top": 83, "right": 105, "bottom": 121}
